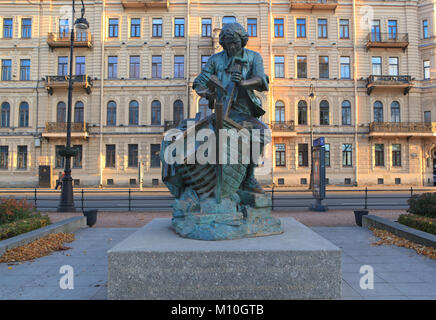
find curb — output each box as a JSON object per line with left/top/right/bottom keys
{"left": 0, "top": 216, "right": 87, "bottom": 256}
{"left": 362, "top": 215, "right": 436, "bottom": 249}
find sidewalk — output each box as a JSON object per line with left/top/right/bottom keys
{"left": 44, "top": 209, "right": 406, "bottom": 228}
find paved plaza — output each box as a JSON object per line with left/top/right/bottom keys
{"left": 0, "top": 221, "right": 435, "bottom": 300}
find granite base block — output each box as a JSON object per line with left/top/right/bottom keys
{"left": 107, "top": 218, "right": 341, "bottom": 300}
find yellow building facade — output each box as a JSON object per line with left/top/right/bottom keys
{"left": 0, "top": 0, "right": 435, "bottom": 187}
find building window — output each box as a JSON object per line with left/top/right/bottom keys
{"left": 107, "top": 101, "right": 116, "bottom": 126}
{"left": 75, "top": 56, "right": 85, "bottom": 75}
{"left": 59, "top": 19, "right": 69, "bottom": 38}
{"left": 73, "top": 145, "right": 82, "bottom": 168}
{"left": 298, "top": 100, "right": 307, "bottom": 125}
{"left": 339, "top": 19, "right": 349, "bottom": 39}
{"left": 1, "top": 102, "right": 10, "bottom": 127}
{"left": 17, "top": 146, "right": 27, "bottom": 169}
{"left": 3, "top": 18, "right": 13, "bottom": 38}
{"left": 298, "top": 144, "right": 308, "bottom": 167}
{"left": 57, "top": 101, "right": 66, "bottom": 123}
{"left": 275, "top": 101, "right": 285, "bottom": 122}
{"left": 74, "top": 101, "right": 84, "bottom": 123}
{"left": 173, "top": 100, "right": 184, "bottom": 123}
{"left": 108, "top": 18, "right": 119, "bottom": 38}
{"left": 105, "top": 144, "right": 115, "bottom": 168}
{"left": 174, "top": 18, "right": 185, "bottom": 37}
{"left": 1, "top": 59, "right": 11, "bottom": 81}
{"left": 318, "top": 19, "right": 327, "bottom": 38}
{"left": 275, "top": 144, "right": 286, "bottom": 167}
{"left": 174, "top": 55, "right": 184, "bottom": 78}
{"left": 423, "top": 19, "right": 429, "bottom": 39}
{"left": 198, "top": 97, "right": 211, "bottom": 119}
{"left": 274, "top": 18, "right": 284, "bottom": 38}
{"left": 319, "top": 56, "right": 329, "bottom": 79}
{"left": 371, "top": 20, "right": 381, "bottom": 41}
{"left": 297, "top": 56, "right": 307, "bottom": 78}
{"left": 391, "top": 101, "right": 400, "bottom": 123}
{"left": 342, "top": 100, "right": 351, "bottom": 125}
{"left": 152, "top": 55, "right": 162, "bottom": 78}
{"left": 247, "top": 18, "right": 257, "bottom": 37}
{"left": 129, "top": 56, "right": 140, "bottom": 79}
{"left": 375, "top": 144, "right": 384, "bottom": 166}
{"left": 325, "top": 143, "right": 330, "bottom": 167}
{"left": 342, "top": 144, "right": 352, "bottom": 167}
{"left": 296, "top": 18, "right": 306, "bottom": 38}
{"left": 392, "top": 144, "right": 401, "bottom": 167}
{"left": 19, "top": 102, "right": 29, "bottom": 127}
{"left": 202, "top": 18, "right": 212, "bottom": 37}
{"left": 389, "top": 57, "right": 399, "bottom": 76}
{"left": 0, "top": 146, "right": 8, "bottom": 169}
{"left": 424, "top": 111, "right": 431, "bottom": 123}
{"left": 150, "top": 144, "right": 161, "bottom": 168}
{"left": 20, "top": 61, "right": 30, "bottom": 79}
{"left": 222, "top": 16, "right": 236, "bottom": 26}
{"left": 372, "top": 57, "right": 382, "bottom": 75}
{"left": 340, "top": 56, "right": 350, "bottom": 79}
{"left": 320, "top": 100, "right": 329, "bottom": 125}
{"left": 374, "top": 101, "right": 383, "bottom": 122}
{"left": 108, "top": 56, "right": 118, "bottom": 79}
{"left": 152, "top": 18, "right": 162, "bottom": 37}
{"left": 151, "top": 100, "right": 161, "bottom": 125}
{"left": 128, "top": 144, "right": 138, "bottom": 168}
{"left": 58, "top": 56, "right": 68, "bottom": 76}
{"left": 129, "top": 100, "right": 139, "bottom": 125}
{"left": 130, "top": 18, "right": 141, "bottom": 38}
{"left": 388, "top": 20, "right": 397, "bottom": 40}
{"left": 21, "top": 18, "right": 32, "bottom": 38}
{"left": 274, "top": 56, "right": 284, "bottom": 78}
{"left": 424, "top": 60, "right": 430, "bottom": 80}
{"left": 201, "top": 55, "right": 210, "bottom": 70}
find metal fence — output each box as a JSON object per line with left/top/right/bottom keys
{"left": 0, "top": 186, "right": 430, "bottom": 212}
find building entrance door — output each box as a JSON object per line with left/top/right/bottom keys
{"left": 39, "top": 165, "right": 51, "bottom": 188}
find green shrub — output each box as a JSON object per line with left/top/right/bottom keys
{"left": 398, "top": 214, "right": 436, "bottom": 236}
{"left": 0, "top": 198, "right": 36, "bottom": 225}
{"left": 407, "top": 193, "right": 436, "bottom": 218}
{"left": 0, "top": 216, "right": 51, "bottom": 241}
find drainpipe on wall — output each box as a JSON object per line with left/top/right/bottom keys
{"left": 269, "top": 0, "right": 274, "bottom": 185}
{"left": 36, "top": 0, "right": 42, "bottom": 168}
{"left": 352, "top": 0, "right": 359, "bottom": 186}
{"left": 98, "top": 0, "right": 106, "bottom": 187}
{"left": 186, "top": 0, "right": 190, "bottom": 118}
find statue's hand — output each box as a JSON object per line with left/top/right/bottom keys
{"left": 196, "top": 89, "right": 213, "bottom": 99}
{"left": 231, "top": 71, "right": 242, "bottom": 84}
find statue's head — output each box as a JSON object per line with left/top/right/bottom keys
{"left": 219, "top": 22, "right": 249, "bottom": 56}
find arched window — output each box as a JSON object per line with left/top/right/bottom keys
{"left": 74, "top": 101, "right": 84, "bottom": 123}
{"left": 374, "top": 101, "right": 383, "bottom": 122}
{"left": 173, "top": 100, "right": 184, "bottom": 123}
{"left": 198, "top": 98, "right": 211, "bottom": 119}
{"left": 57, "top": 101, "right": 66, "bottom": 123}
{"left": 1, "top": 102, "right": 10, "bottom": 128}
{"left": 297, "top": 100, "right": 307, "bottom": 125}
{"left": 319, "top": 100, "right": 329, "bottom": 125}
{"left": 19, "top": 102, "right": 29, "bottom": 127}
{"left": 107, "top": 101, "right": 117, "bottom": 126}
{"left": 222, "top": 16, "right": 236, "bottom": 25}
{"left": 341, "top": 100, "right": 351, "bottom": 125}
{"left": 151, "top": 100, "right": 161, "bottom": 125}
{"left": 391, "top": 101, "right": 400, "bottom": 123}
{"left": 275, "top": 101, "right": 285, "bottom": 123}
{"left": 129, "top": 100, "right": 139, "bottom": 125}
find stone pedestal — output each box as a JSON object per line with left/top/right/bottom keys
{"left": 108, "top": 218, "right": 341, "bottom": 300}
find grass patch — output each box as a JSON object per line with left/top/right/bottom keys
{"left": 398, "top": 214, "right": 436, "bottom": 236}
{"left": 0, "top": 216, "right": 51, "bottom": 241}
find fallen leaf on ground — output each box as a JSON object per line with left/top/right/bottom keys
{"left": 370, "top": 227, "right": 436, "bottom": 260}
{"left": 0, "top": 233, "right": 75, "bottom": 263}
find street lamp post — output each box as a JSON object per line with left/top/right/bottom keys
{"left": 58, "top": 0, "right": 89, "bottom": 212}
{"left": 308, "top": 83, "right": 315, "bottom": 190}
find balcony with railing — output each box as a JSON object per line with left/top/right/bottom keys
{"left": 164, "top": 120, "right": 181, "bottom": 131}
{"left": 366, "top": 33, "right": 409, "bottom": 51}
{"left": 47, "top": 31, "right": 93, "bottom": 49}
{"left": 290, "top": 0, "right": 337, "bottom": 11}
{"left": 269, "top": 121, "right": 296, "bottom": 137}
{"left": 366, "top": 75, "right": 413, "bottom": 95}
{"left": 369, "top": 122, "right": 435, "bottom": 137}
{"left": 121, "top": 0, "right": 168, "bottom": 9}
{"left": 42, "top": 122, "right": 89, "bottom": 139}
{"left": 44, "top": 75, "right": 93, "bottom": 95}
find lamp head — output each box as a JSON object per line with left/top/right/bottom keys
{"left": 75, "top": 17, "right": 89, "bottom": 30}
